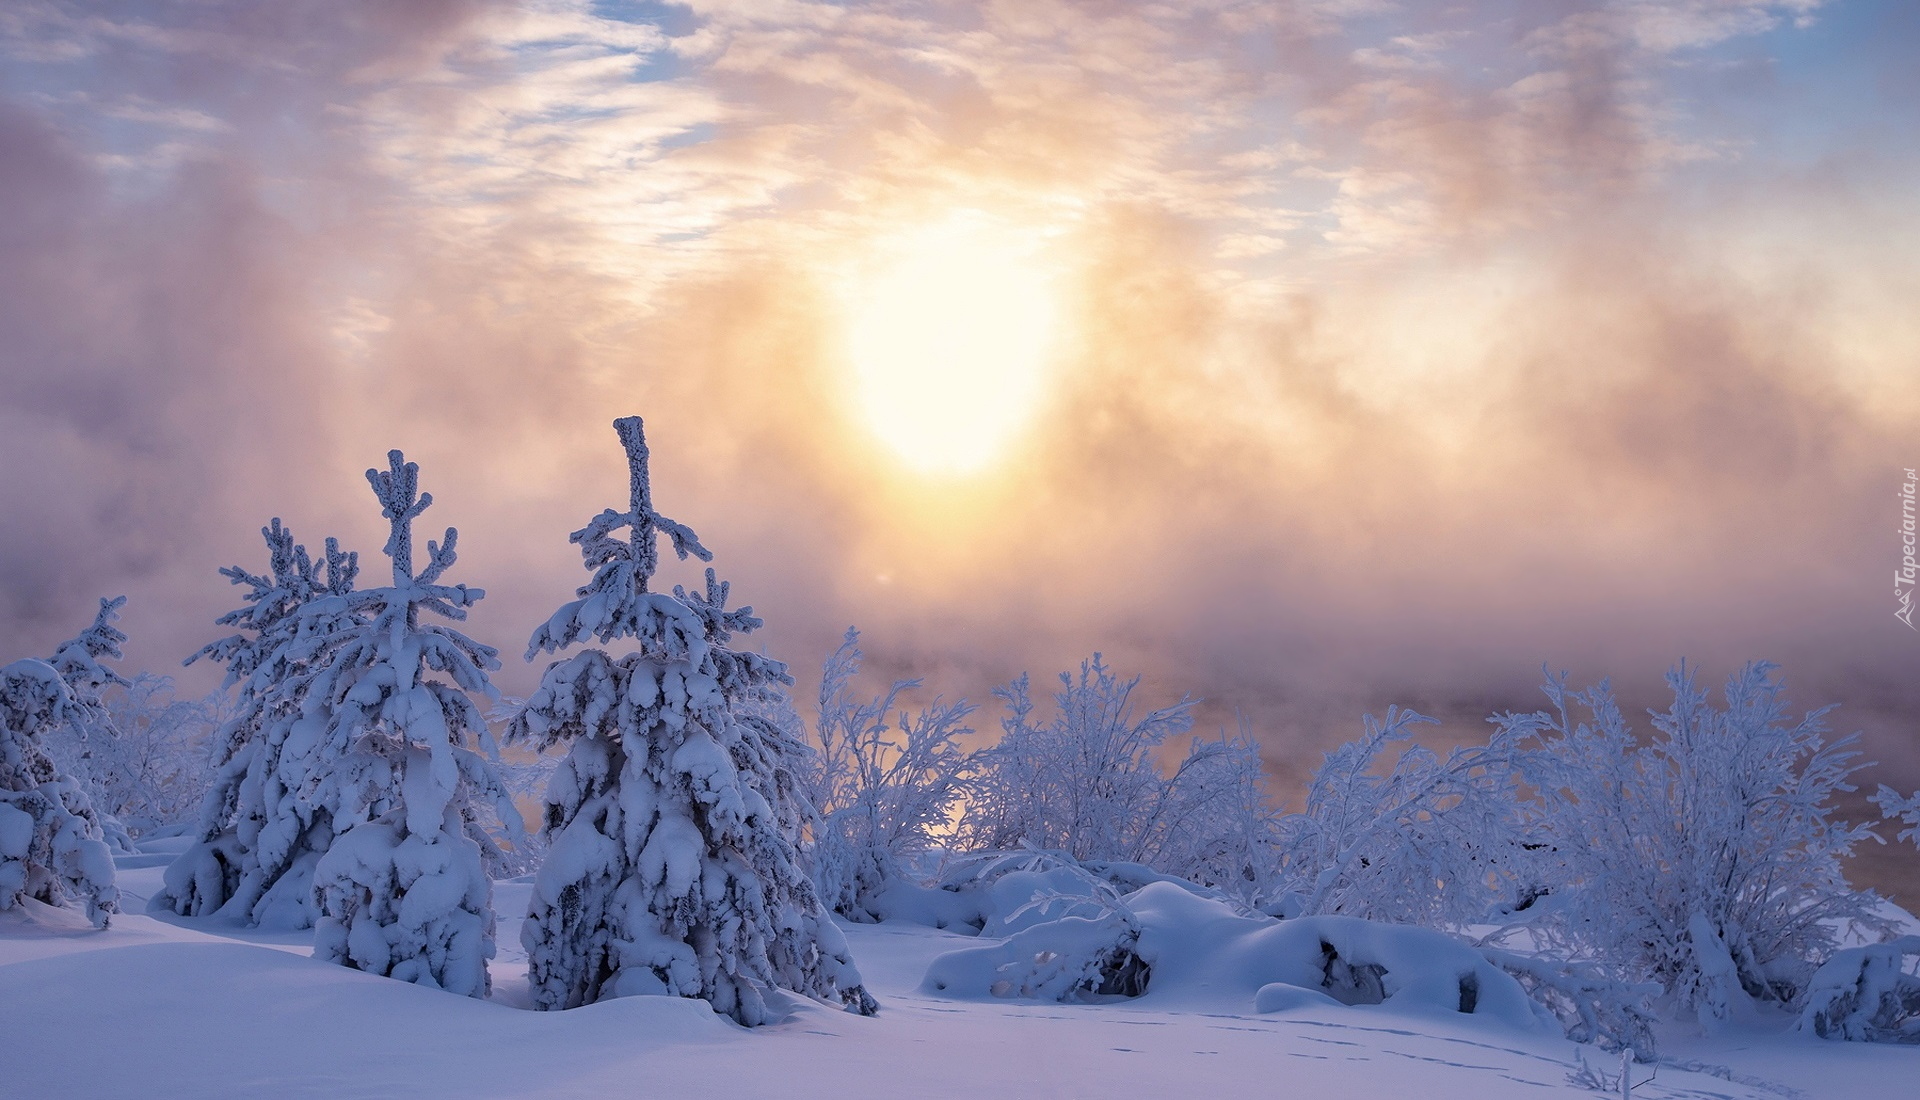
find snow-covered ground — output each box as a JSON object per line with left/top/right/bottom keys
{"left": 2, "top": 840, "right": 1915, "bottom": 1099}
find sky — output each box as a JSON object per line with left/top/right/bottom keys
{"left": 2, "top": 0, "right": 1918, "bottom": 880}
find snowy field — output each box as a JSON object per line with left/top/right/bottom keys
{"left": 1, "top": 837, "right": 1914, "bottom": 1100}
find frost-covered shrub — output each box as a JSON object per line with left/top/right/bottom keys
{"left": 297, "top": 452, "right": 522, "bottom": 997}
{"left": 963, "top": 657, "right": 1190, "bottom": 862}
{"left": 1797, "top": 936, "right": 1920, "bottom": 1043}
{"left": 1873, "top": 785, "right": 1920, "bottom": 851}
{"left": 1494, "top": 662, "right": 1883, "bottom": 1025}
{"left": 1480, "top": 949, "right": 1658, "bottom": 1060}
{"left": 509, "top": 416, "right": 875, "bottom": 1025}
{"left": 0, "top": 658, "right": 118, "bottom": 926}
{"left": 963, "top": 656, "right": 1279, "bottom": 889}
{"left": 155, "top": 519, "right": 365, "bottom": 927}
{"left": 1264, "top": 660, "right": 1887, "bottom": 1046}
{"left": 1268, "top": 705, "right": 1530, "bottom": 926}
{"left": 89, "top": 674, "right": 220, "bottom": 836}
{"left": 808, "top": 628, "right": 975, "bottom": 920}
{"left": 1169, "top": 725, "right": 1286, "bottom": 903}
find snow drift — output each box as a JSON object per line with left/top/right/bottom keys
{"left": 922, "top": 879, "right": 1553, "bottom": 1035}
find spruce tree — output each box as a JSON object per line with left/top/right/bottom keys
{"left": 156, "top": 520, "right": 362, "bottom": 926}
{"left": 298, "top": 451, "right": 521, "bottom": 996}
{"left": 0, "top": 656, "right": 119, "bottom": 926}
{"left": 511, "top": 416, "right": 875, "bottom": 1024}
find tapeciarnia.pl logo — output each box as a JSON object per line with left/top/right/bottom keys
{"left": 1899, "top": 467, "right": 1917, "bottom": 630}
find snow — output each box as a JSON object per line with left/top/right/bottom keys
{"left": 0, "top": 800, "right": 32, "bottom": 858}
{"left": 4, "top": 838, "right": 1917, "bottom": 1099}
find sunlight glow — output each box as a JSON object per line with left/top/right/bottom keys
{"left": 842, "top": 216, "right": 1062, "bottom": 475}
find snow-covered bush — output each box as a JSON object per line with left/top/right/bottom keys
{"left": 1565, "top": 1048, "right": 1649, "bottom": 1096}
{"left": 963, "top": 657, "right": 1192, "bottom": 862}
{"left": 1267, "top": 705, "right": 1530, "bottom": 925}
{"left": 962, "top": 655, "right": 1279, "bottom": 889}
{"left": 925, "top": 892, "right": 1147, "bottom": 1003}
{"left": 1797, "top": 935, "right": 1920, "bottom": 1043}
{"left": 155, "top": 519, "right": 365, "bottom": 927}
{"left": 1493, "top": 662, "right": 1883, "bottom": 1026}
{"left": 808, "top": 627, "right": 975, "bottom": 920}
{"left": 509, "top": 416, "right": 876, "bottom": 1025}
{"left": 1873, "top": 785, "right": 1920, "bottom": 850}
{"left": 1262, "top": 660, "right": 1888, "bottom": 1047}
{"left": 296, "top": 452, "right": 522, "bottom": 997}
{"left": 88, "top": 674, "right": 221, "bottom": 836}
{"left": 1169, "top": 724, "right": 1285, "bottom": 903}
{"left": 915, "top": 853, "right": 1160, "bottom": 999}
{"left": 0, "top": 658, "right": 118, "bottom": 926}
{"left": 1480, "top": 949, "right": 1659, "bottom": 1060}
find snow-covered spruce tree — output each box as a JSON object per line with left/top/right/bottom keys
{"left": 303, "top": 452, "right": 523, "bottom": 997}
{"left": 40, "top": 596, "right": 136, "bottom": 851}
{"left": 509, "top": 416, "right": 876, "bottom": 1024}
{"left": 155, "top": 519, "right": 365, "bottom": 927}
{"left": 46, "top": 596, "right": 130, "bottom": 713}
{"left": 810, "top": 627, "right": 976, "bottom": 920}
{"left": 0, "top": 658, "right": 118, "bottom": 926}
{"left": 1494, "top": 662, "right": 1882, "bottom": 1027}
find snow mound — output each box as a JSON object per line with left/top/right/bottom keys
{"left": 0, "top": 893, "right": 103, "bottom": 936}
{"left": 923, "top": 881, "right": 1555, "bottom": 1035}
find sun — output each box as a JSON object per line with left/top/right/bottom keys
{"left": 841, "top": 215, "right": 1063, "bottom": 475}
